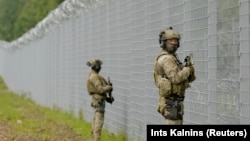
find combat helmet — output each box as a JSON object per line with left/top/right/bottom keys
{"left": 159, "top": 27, "right": 181, "bottom": 47}
{"left": 86, "top": 58, "right": 103, "bottom": 67}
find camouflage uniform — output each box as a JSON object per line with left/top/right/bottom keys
{"left": 154, "top": 27, "right": 196, "bottom": 125}
{"left": 86, "top": 59, "right": 113, "bottom": 141}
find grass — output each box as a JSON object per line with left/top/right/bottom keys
{"left": 0, "top": 76, "right": 129, "bottom": 141}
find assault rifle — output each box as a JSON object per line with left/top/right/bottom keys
{"left": 184, "top": 53, "right": 196, "bottom": 82}
{"left": 184, "top": 53, "right": 194, "bottom": 67}
{"left": 106, "top": 77, "right": 114, "bottom": 104}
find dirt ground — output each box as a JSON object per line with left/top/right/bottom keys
{"left": 0, "top": 79, "right": 92, "bottom": 141}
{"left": 0, "top": 121, "right": 89, "bottom": 141}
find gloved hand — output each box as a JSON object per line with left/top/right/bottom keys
{"left": 188, "top": 66, "right": 195, "bottom": 75}
{"left": 188, "top": 73, "right": 196, "bottom": 82}
{"left": 106, "top": 96, "right": 114, "bottom": 104}
{"left": 188, "top": 66, "right": 196, "bottom": 82}
{"left": 109, "top": 85, "right": 113, "bottom": 92}
{"left": 109, "top": 83, "right": 113, "bottom": 92}
{"left": 105, "top": 85, "right": 113, "bottom": 92}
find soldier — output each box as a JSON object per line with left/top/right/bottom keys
{"left": 86, "top": 58, "right": 114, "bottom": 141}
{"left": 153, "top": 27, "right": 196, "bottom": 125}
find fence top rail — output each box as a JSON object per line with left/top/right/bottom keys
{"left": 0, "top": 0, "right": 109, "bottom": 51}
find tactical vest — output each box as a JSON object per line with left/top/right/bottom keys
{"left": 154, "top": 52, "right": 174, "bottom": 98}
{"left": 154, "top": 52, "right": 189, "bottom": 98}
{"left": 153, "top": 52, "right": 169, "bottom": 88}
{"left": 87, "top": 71, "right": 108, "bottom": 95}
{"left": 87, "top": 73, "right": 97, "bottom": 95}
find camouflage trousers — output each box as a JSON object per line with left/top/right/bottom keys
{"left": 166, "top": 119, "right": 183, "bottom": 125}
{"left": 91, "top": 97, "right": 106, "bottom": 141}
{"left": 92, "top": 111, "right": 104, "bottom": 141}
{"left": 157, "top": 97, "right": 184, "bottom": 125}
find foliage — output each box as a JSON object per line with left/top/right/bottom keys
{"left": 0, "top": 0, "right": 64, "bottom": 41}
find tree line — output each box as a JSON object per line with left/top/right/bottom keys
{"left": 0, "top": 0, "right": 64, "bottom": 42}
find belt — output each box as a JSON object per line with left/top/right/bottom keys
{"left": 91, "top": 93, "right": 106, "bottom": 97}
{"left": 167, "top": 94, "right": 185, "bottom": 101}
{"left": 89, "top": 92, "right": 104, "bottom": 95}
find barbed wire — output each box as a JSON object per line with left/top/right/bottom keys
{"left": 0, "top": 0, "right": 109, "bottom": 51}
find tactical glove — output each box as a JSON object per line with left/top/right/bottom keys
{"left": 104, "top": 85, "right": 113, "bottom": 93}
{"left": 188, "top": 66, "right": 196, "bottom": 82}
{"left": 188, "top": 73, "right": 196, "bottom": 82}
{"left": 106, "top": 96, "right": 114, "bottom": 104}
{"left": 188, "top": 66, "right": 195, "bottom": 75}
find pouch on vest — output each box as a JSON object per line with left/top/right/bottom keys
{"left": 153, "top": 61, "right": 160, "bottom": 88}
{"left": 153, "top": 52, "right": 170, "bottom": 88}
{"left": 159, "top": 77, "right": 172, "bottom": 98}
{"left": 87, "top": 78, "right": 97, "bottom": 95}
{"left": 166, "top": 99, "right": 182, "bottom": 120}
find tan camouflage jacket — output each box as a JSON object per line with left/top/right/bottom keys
{"left": 87, "top": 70, "right": 112, "bottom": 97}
{"left": 156, "top": 50, "right": 191, "bottom": 96}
